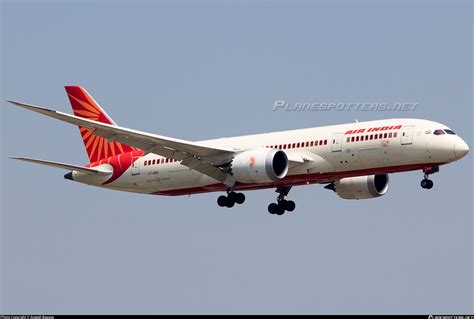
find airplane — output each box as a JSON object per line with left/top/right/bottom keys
{"left": 6, "top": 86, "right": 470, "bottom": 215}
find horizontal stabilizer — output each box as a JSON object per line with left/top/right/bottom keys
{"left": 10, "top": 157, "right": 112, "bottom": 175}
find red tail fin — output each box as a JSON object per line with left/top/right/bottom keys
{"left": 65, "top": 86, "right": 137, "bottom": 163}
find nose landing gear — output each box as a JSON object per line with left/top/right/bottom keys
{"left": 268, "top": 186, "right": 295, "bottom": 215}
{"left": 420, "top": 166, "right": 439, "bottom": 190}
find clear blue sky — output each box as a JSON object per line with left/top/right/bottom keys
{"left": 1, "top": 0, "right": 472, "bottom": 314}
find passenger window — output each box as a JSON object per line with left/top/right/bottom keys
{"left": 394, "top": 132, "right": 397, "bottom": 138}
{"left": 370, "top": 135, "right": 373, "bottom": 140}
{"left": 356, "top": 136, "right": 359, "bottom": 142}
{"left": 351, "top": 136, "right": 355, "bottom": 142}
{"left": 324, "top": 140, "right": 328, "bottom": 145}
{"left": 374, "top": 134, "right": 378, "bottom": 140}
{"left": 310, "top": 141, "right": 314, "bottom": 147}
{"left": 389, "top": 133, "right": 392, "bottom": 138}
{"left": 347, "top": 137, "right": 350, "bottom": 142}
{"left": 379, "top": 134, "right": 383, "bottom": 139}
{"left": 384, "top": 133, "right": 388, "bottom": 138}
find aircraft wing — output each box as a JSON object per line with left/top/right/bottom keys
{"left": 10, "top": 156, "right": 112, "bottom": 175}
{"left": 6, "top": 100, "right": 233, "bottom": 182}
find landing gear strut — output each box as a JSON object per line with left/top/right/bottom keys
{"left": 268, "top": 186, "right": 296, "bottom": 215}
{"left": 420, "top": 166, "right": 438, "bottom": 190}
{"left": 217, "top": 189, "right": 245, "bottom": 208}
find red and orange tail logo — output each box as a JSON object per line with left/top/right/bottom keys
{"left": 65, "top": 86, "right": 137, "bottom": 163}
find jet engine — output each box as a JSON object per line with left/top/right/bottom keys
{"left": 328, "top": 174, "right": 389, "bottom": 200}
{"left": 230, "top": 148, "right": 288, "bottom": 183}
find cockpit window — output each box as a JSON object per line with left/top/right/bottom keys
{"left": 433, "top": 129, "right": 445, "bottom": 135}
{"left": 444, "top": 129, "right": 456, "bottom": 135}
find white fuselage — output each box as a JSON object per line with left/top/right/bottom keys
{"left": 74, "top": 118, "right": 468, "bottom": 195}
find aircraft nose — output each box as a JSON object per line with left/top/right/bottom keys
{"left": 454, "top": 138, "right": 469, "bottom": 160}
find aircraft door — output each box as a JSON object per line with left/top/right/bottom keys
{"left": 401, "top": 126, "right": 415, "bottom": 145}
{"left": 331, "top": 133, "right": 343, "bottom": 152}
{"left": 131, "top": 157, "right": 141, "bottom": 176}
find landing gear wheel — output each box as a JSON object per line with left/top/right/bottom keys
{"left": 284, "top": 200, "right": 296, "bottom": 212}
{"left": 225, "top": 196, "right": 235, "bottom": 208}
{"left": 268, "top": 203, "right": 278, "bottom": 214}
{"left": 235, "top": 193, "right": 245, "bottom": 204}
{"left": 268, "top": 186, "right": 295, "bottom": 215}
{"left": 426, "top": 179, "right": 433, "bottom": 189}
{"left": 420, "top": 166, "right": 438, "bottom": 190}
{"left": 217, "top": 190, "right": 246, "bottom": 208}
{"left": 421, "top": 179, "right": 433, "bottom": 189}
{"left": 217, "top": 195, "right": 228, "bottom": 207}
{"left": 228, "top": 191, "right": 237, "bottom": 202}
{"left": 275, "top": 204, "right": 285, "bottom": 215}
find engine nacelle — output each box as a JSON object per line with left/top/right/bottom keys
{"left": 231, "top": 148, "right": 288, "bottom": 183}
{"left": 333, "top": 174, "right": 389, "bottom": 200}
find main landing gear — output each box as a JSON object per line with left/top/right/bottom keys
{"left": 217, "top": 190, "right": 245, "bottom": 208}
{"left": 420, "top": 166, "right": 439, "bottom": 190}
{"left": 268, "top": 186, "right": 296, "bottom": 216}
